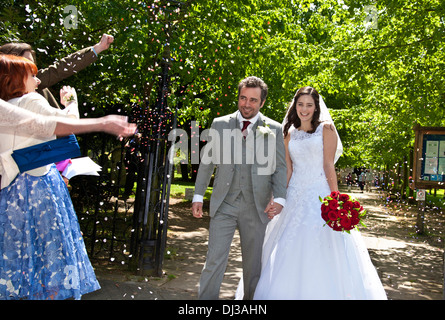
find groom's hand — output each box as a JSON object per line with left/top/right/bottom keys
{"left": 192, "top": 202, "right": 204, "bottom": 218}
{"left": 265, "top": 201, "right": 283, "bottom": 219}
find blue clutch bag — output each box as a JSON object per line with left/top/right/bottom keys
{"left": 11, "top": 134, "right": 81, "bottom": 173}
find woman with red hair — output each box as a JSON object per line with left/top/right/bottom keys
{"left": 0, "top": 54, "right": 39, "bottom": 100}
{"left": 0, "top": 54, "right": 100, "bottom": 300}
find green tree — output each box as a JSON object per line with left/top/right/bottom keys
{"left": 1, "top": 0, "right": 444, "bottom": 177}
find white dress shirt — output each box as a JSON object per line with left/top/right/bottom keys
{"left": 193, "top": 112, "right": 285, "bottom": 208}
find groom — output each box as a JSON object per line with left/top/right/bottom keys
{"left": 192, "top": 76, "right": 287, "bottom": 299}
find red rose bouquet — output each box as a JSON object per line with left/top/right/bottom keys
{"left": 320, "top": 191, "right": 367, "bottom": 233}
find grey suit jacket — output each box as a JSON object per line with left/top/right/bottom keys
{"left": 194, "top": 111, "right": 287, "bottom": 223}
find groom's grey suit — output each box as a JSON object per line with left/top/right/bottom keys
{"left": 194, "top": 110, "right": 287, "bottom": 299}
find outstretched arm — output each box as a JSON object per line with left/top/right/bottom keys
{"left": 37, "top": 34, "right": 113, "bottom": 89}
{"left": 0, "top": 98, "right": 135, "bottom": 138}
{"left": 54, "top": 115, "right": 136, "bottom": 138}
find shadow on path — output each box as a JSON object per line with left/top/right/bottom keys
{"left": 86, "top": 186, "right": 444, "bottom": 300}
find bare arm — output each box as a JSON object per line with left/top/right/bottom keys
{"left": 284, "top": 133, "right": 293, "bottom": 187}
{"left": 322, "top": 123, "right": 339, "bottom": 192}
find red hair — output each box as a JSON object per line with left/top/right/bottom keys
{"left": 0, "top": 54, "right": 38, "bottom": 100}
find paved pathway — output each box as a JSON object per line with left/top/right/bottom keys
{"left": 83, "top": 187, "right": 444, "bottom": 300}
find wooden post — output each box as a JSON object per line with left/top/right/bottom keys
{"left": 411, "top": 124, "right": 445, "bottom": 298}
{"left": 415, "top": 200, "right": 425, "bottom": 235}
{"left": 415, "top": 189, "right": 426, "bottom": 235}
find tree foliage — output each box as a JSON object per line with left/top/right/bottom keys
{"left": 1, "top": 0, "right": 444, "bottom": 170}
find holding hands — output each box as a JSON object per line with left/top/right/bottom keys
{"left": 265, "top": 198, "right": 283, "bottom": 219}
{"left": 192, "top": 198, "right": 283, "bottom": 220}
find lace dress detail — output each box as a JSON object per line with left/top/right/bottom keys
{"left": 288, "top": 124, "right": 328, "bottom": 193}
{"left": 0, "top": 166, "right": 100, "bottom": 300}
{"left": 0, "top": 94, "right": 99, "bottom": 300}
{"left": 262, "top": 125, "right": 331, "bottom": 252}
{"left": 253, "top": 123, "right": 387, "bottom": 300}
{"left": 0, "top": 100, "right": 56, "bottom": 137}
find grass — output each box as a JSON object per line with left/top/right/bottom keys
{"left": 169, "top": 180, "right": 195, "bottom": 197}
{"left": 169, "top": 178, "right": 213, "bottom": 201}
{"left": 425, "top": 188, "right": 444, "bottom": 206}
{"left": 414, "top": 188, "right": 444, "bottom": 208}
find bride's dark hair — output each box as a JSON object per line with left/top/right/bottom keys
{"left": 283, "top": 86, "right": 321, "bottom": 137}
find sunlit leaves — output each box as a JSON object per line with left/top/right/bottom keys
{"left": 1, "top": 0, "right": 443, "bottom": 170}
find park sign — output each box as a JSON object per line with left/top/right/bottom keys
{"left": 412, "top": 124, "right": 445, "bottom": 190}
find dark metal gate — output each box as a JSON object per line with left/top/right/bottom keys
{"left": 70, "top": 51, "right": 176, "bottom": 277}
{"left": 130, "top": 51, "right": 176, "bottom": 276}
{"left": 69, "top": 1, "right": 186, "bottom": 277}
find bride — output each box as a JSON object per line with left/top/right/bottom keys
{"left": 247, "top": 86, "right": 387, "bottom": 300}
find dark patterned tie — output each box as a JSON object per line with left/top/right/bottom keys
{"left": 242, "top": 120, "right": 250, "bottom": 139}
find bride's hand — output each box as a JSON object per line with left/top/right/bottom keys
{"left": 265, "top": 200, "right": 283, "bottom": 219}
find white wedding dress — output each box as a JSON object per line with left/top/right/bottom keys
{"left": 252, "top": 124, "right": 387, "bottom": 300}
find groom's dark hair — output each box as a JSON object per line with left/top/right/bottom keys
{"left": 238, "top": 76, "right": 268, "bottom": 104}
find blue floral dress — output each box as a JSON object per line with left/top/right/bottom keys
{"left": 0, "top": 165, "right": 100, "bottom": 300}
